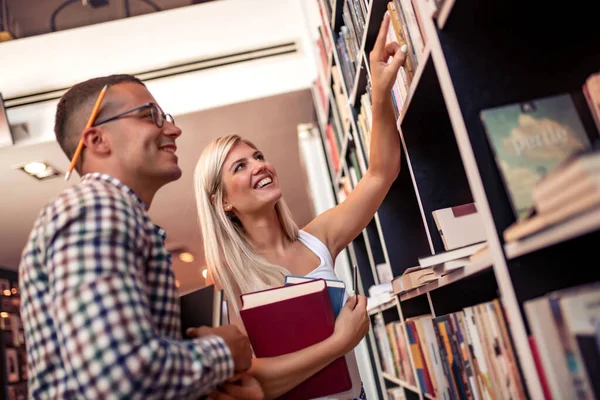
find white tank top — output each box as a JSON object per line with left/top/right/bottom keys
{"left": 298, "top": 230, "right": 343, "bottom": 283}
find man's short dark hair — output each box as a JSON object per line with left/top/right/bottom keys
{"left": 54, "top": 74, "right": 145, "bottom": 169}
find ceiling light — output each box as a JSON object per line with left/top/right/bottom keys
{"left": 24, "top": 161, "right": 46, "bottom": 175}
{"left": 179, "top": 252, "right": 194, "bottom": 263}
{"left": 0, "top": 312, "right": 8, "bottom": 318}
{"left": 202, "top": 269, "right": 208, "bottom": 279}
{"left": 3, "top": 289, "right": 10, "bottom": 296}
{"left": 18, "top": 161, "right": 61, "bottom": 181}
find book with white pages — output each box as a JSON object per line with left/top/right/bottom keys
{"left": 503, "top": 190, "right": 600, "bottom": 242}
{"left": 417, "top": 242, "right": 487, "bottom": 268}
{"left": 532, "top": 150, "right": 600, "bottom": 205}
{"left": 534, "top": 171, "right": 600, "bottom": 214}
{"left": 434, "top": 257, "right": 471, "bottom": 274}
{"left": 432, "top": 202, "right": 487, "bottom": 251}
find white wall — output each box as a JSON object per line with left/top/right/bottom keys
{"left": 0, "top": 0, "right": 322, "bottom": 146}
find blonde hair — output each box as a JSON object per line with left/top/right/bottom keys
{"left": 194, "top": 135, "right": 298, "bottom": 316}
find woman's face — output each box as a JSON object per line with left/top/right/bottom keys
{"left": 221, "top": 141, "right": 282, "bottom": 216}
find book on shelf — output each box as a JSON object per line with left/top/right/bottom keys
{"left": 325, "top": 123, "right": 341, "bottom": 172}
{"left": 370, "top": 299, "right": 525, "bottom": 400}
{"left": 432, "top": 202, "right": 487, "bottom": 251}
{"left": 503, "top": 189, "right": 600, "bottom": 242}
{"left": 179, "top": 284, "right": 225, "bottom": 338}
{"left": 582, "top": 72, "right": 600, "bottom": 133}
{"left": 437, "top": 257, "right": 471, "bottom": 273}
{"left": 417, "top": 241, "right": 487, "bottom": 268}
{"left": 503, "top": 144, "right": 600, "bottom": 244}
{"left": 531, "top": 146, "right": 600, "bottom": 214}
{"left": 387, "top": 387, "right": 407, "bottom": 400}
{"left": 376, "top": 262, "right": 395, "bottom": 284}
{"left": 524, "top": 282, "right": 600, "bottom": 400}
{"left": 373, "top": 314, "right": 417, "bottom": 386}
{"left": 392, "top": 266, "right": 437, "bottom": 294}
{"left": 239, "top": 278, "right": 361, "bottom": 399}
{"left": 405, "top": 319, "right": 435, "bottom": 396}
{"left": 366, "top": 282, "right": 395, "bottom": 311}
{"left": 480, "top": 92, "right": 594, "bottom": 220}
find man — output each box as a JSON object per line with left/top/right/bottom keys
{"left": 19, "top": 74, "right": 263, "bottom": 399}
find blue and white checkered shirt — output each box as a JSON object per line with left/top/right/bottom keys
{"left": 19, "top": 172, "right": 234, "bottom": 399}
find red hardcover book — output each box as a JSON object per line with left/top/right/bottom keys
{"left": 239, "top": 279, "right": 352, "bottom": 399}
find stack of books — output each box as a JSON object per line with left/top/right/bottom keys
{"left": 392, "top": 242, "right": 488, "bottom": 294}
{"left": 504, "top": 147, "right": 600, "bottom": 242}
{"left": 240, "top": 277, "right": 363, "bottom": 399}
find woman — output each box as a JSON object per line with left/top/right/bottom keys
{"left": 192, "top": 14, "right": 406, "bottom": 400}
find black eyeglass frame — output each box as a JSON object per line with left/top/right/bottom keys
{"left": 92, "top": 102, "right": 174, "bottom": 128}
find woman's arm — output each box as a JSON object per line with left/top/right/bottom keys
{"left": 304, "top": 13, "right": 408, "bottom": 258}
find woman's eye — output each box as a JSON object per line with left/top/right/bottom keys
{"left": 234, "top": 163, "right": 244, "bottom": 173}
{"left": 256, "top": 153, "right": 265, "bottom": 161}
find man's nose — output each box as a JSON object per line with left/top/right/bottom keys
{"left": 163, "top": 122, "right": 182, "bottom": 139}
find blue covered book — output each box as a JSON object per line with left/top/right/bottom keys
{"left": 284, "top": 275, "right": 346, "bottom": 318}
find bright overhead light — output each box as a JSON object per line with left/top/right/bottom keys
{"left": 18, "top": 161, "right": 61, "bottom": 180}
{"left": 23, "top": 161, "right": 47, "bottom": 175}
{"left": 179, "top": 252, "right": 194, "bottom": 263}
{"left": 0, "top": 312, "right": 8, "bottom": 318}
{"left": 202, "top": 269, "right": 208, "bottom": 279}
{"left": 2, "top": 289, "right": 10, "bottom": 296}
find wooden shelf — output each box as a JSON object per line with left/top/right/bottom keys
{"left": 504, "top": 207, "right": 600, "bottom": 259}
{"left": 367, "top": 297, "right": 397, "bottom": 316}
{"left": 334, "top": 133, "right": 350, "bottom": 185}
{"left": 436, "top": 0, "right": 456, "bottom": 29}
{"left": 381, "top": 373, "right": 420, "bottom": 394}
{"left": 397, "top": 45, "right": 432, "bottom": 128}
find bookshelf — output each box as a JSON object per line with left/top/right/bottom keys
{"left": 0, "top": 268, "right": 27, "bottom": 400}
{"left": 309, "top": 0, "right": 600, "bottom": 399}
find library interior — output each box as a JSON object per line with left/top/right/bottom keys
{"left": 1, "top": 0, "right": 599, "bottom": 399}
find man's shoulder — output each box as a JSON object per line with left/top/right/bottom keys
{"left": 42, "top": 178, "right": 137, "bottom": 220}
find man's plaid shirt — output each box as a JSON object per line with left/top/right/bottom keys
{"left": 19, "top": 173, "right": 234, "bottom": 399}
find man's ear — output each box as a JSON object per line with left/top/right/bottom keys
{"left": 81, "top": 127, "right": 111, "bottom": 156}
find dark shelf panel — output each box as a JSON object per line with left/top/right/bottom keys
{"left": 399, "top": 292, "right": 430, "bottom": 320}
{"left": 429, "top": 266, "right": 499, "bottom": 317}
{"left": 365, "top": 218, "right": 386, "bottom": 266}
{"left": 401, "top": 56, "right": 474, "bottom": 254}
{"left": 438, "top": 0, "right": 600, "bottom": 237}
{"left": 351, "top": 235, "right": 375, "bottom": 294}
{"left": 508, "top": 228, "right": 600, "bottom": 310}
{"left": 377, "top": 148, "right": 431, "bottom": 277}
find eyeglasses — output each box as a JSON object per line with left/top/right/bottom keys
{"left": 93, "top": 102, "right": 175, "bottom": 128}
